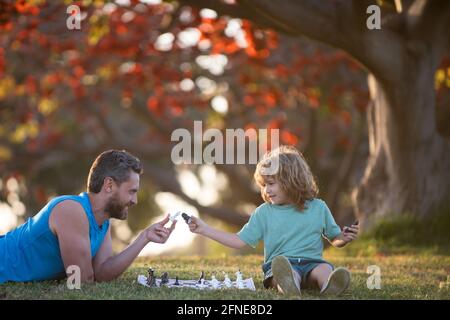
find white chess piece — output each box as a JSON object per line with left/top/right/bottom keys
{"left": 235, "top": 270, "right": 244, "bottom": 289}
{"left": 223, "top": 272, "right": 232, "bottom": 288}
{"left": 211, "top": 275, "right": 220, "bottom": 289}
{"left": 169, "top": 211, "right": 181, "bottom": 221}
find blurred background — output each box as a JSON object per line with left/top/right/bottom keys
{"left": 0, "top": 0, "right": 449, "bottom": 256}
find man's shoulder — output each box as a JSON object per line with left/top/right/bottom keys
{"left": 52, "top": 197, "right": 85, "bottom": 212}
{"left": 49, "top": 198, "right": 88, "bottom": 233}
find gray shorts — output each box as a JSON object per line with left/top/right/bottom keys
{"left": 262, "top": 257, "right": 334, "bottom": 288}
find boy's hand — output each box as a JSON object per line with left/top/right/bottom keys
{"left": 144, "top": 214, "right": 177, "bottom": 243}
{"left": 187, "top": 216, "right": 208, "bottom": 235}
{"left": 342, "top": 223, "right": 360, "bottom": 243}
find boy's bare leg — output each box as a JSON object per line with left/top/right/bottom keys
{"left": 305, "top": 263, "right": 333, "bottom": 290}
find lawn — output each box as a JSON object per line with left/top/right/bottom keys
{"left": 1, "top": 251, "right": 449, "bottom": 300}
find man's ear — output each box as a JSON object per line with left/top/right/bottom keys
{"left": 103, "top": 177, "right": 115, "bottom": 193}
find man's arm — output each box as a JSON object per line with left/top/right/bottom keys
{"left": 92, "top": 227, "right": 148, "bottom": 282}
{"left": 92, "top": 215, "right": 176, "bottom": 282}
{"left": 49, "top": 200, "right": 94, "bottom": 282}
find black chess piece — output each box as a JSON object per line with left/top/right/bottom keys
{"left": 197, "top": 271, "right": 204, "bottom": 284}
{"left": 147, "top": 268, "right": 157, "bottom": 287}
{"left": 182, "top": 212, "right": 191, "bottom": 224}
{"left": 174, "top": 276, "right": 180, "bottom": 286}
{"left": 161, "top": 272, "right": 169, "bottom": 285}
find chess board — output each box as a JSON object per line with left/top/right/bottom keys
{"left": 137, "top": 275, "right": 256, "bottom": 291}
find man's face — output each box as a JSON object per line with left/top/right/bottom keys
{"left": 105, "top": 172, "right": 140, "bottom": 220}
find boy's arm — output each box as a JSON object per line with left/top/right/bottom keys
{"left": 330, "top": 224, "right": 359, "bottom": 248}
{"left": 188, "top": 216, "right": 247, "bottom": 249}
{"left": 203, "top": 226, "right": 247, "bottom": 249}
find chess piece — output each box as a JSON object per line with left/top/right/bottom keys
{"left": 182, "top": 212, "right": 192, "bottom": 224}
{"left": 161, "top": 272, "right": 169, "bottom": 285}
{"left": 147, "top": 268, "right": 157, "bottom": 287}
{"left": 235, "top": 270, "right": 244, "bottom": 289}
{"left": 197, "top": 271, "right": 205, "bottom": 284}
{"left": 223, "top": 272, "right": 232, "bottom": 288}
{"left": 169, "top": 211, "right": 181, "bottom": 221}
{"left": 174, "top": 276, "right": 180, "bottom": 286}
{"left": 211, "top": 273, "right": 220, "bottom": 289}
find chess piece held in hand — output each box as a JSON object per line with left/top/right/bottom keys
{"left": 181, "top": 212, "right": 192, "bottom": 224}
{"left": 169, "top": 211, "right": 181, "bottom": 222}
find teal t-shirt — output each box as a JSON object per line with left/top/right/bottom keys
{"left": 237, "top": 198, "right": 341, "bottom": 263}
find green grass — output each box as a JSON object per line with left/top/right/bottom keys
{"left": 1, "top": 252, "right": 449, "bottom": 300}
{"left": 2, "top": 213, "right": 449, "bottom": 300}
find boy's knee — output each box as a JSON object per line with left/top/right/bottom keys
{"left": 314, "top": 263, "right": 333, "bottom": 274}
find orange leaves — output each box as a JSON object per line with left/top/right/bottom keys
{"left": 275, "top": 64, "right": 290, "bottom": 77}
{"left": 340, "top": 111, "right": 352, "bottom": 126}
{"left": 0, "top": 21, "right": 13, "bottom": 32}
{"left": 264, "top": 92, "right": 277, "bottom": 107}
{"left": 15, "top": 0, "right": 40, "bottom": 16}
{"left": 147, "top": 96, "right": 159, "bottom": 113}
{"left": 241, "top": 22, "right": 277, "bottom": 59}
{"left": 211, "top": 40, "right": 240, "bottom": 55}
{"left": 73, "top": 65, "right": 85, "bottom": 79}
{"left": 281, "top": 130, "right": 299, "bottom": 146}
{"left": 0, "top": 48, "right": 4, "bottom": 78}
{"left": 196, "top": 15, "right": 278, "bottom": 59}
{"left": 147, "top": 95, "right": 185, "bottom": 117}
{"left": 115, "top": 24, "right": 128, "bottom": 35}
{"left": 25, "top": 76, "right": 37, "bottom": 94}
{"left": 243, "top": 95, "right": 255, "bottom": 106}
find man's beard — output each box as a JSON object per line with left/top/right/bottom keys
{"left": 105, "top": 197, "right": 130, "bottom": 220}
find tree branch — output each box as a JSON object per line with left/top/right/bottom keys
{"left": 143, "top": 163, "right": 249, "bottom": 226}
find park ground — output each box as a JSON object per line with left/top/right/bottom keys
{"left": 1, "top": 214, "right": 449, "bottom": 300}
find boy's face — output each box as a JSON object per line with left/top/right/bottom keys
{"left": 261, "top": 176, "right": 289, "bottom": 205}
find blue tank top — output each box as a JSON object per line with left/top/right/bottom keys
{"left": 0, "top": 192, "right": 109, "bottom": 283}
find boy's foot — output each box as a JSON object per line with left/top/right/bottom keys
{"left": 272, "top": 256, "right": 301, "bottom": 296}
{"left": 320, "top": 267, "right": 351, "bottom": 296}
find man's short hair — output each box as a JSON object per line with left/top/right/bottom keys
{"left": 87, "top": 150, "right": 143, "bottom": 193}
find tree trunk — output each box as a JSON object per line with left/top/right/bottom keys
{"left": 353, "top": 58, "right": 450, "bottom": 227}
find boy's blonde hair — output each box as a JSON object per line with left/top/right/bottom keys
{"left": 254, "top": 145, "right": 318, "bottom": 210}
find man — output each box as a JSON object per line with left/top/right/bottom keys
{"left": 0, "top": 150, "right": 176, "bottom": 283}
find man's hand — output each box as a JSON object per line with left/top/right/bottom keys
{"left": 144, "top": 214, "right": 176, "bottom": 243}
{"left": 187, "top": 215, "right": 209, "bottom": 235}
